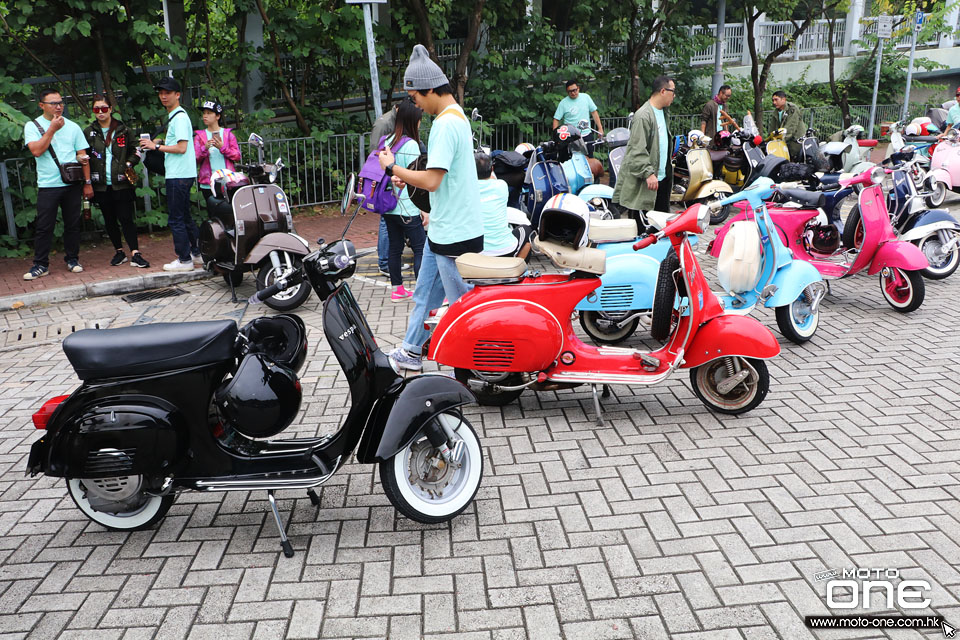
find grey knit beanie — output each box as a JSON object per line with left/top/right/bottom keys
{"left": 403, "top": 44, "right": 449, "bottom": 91}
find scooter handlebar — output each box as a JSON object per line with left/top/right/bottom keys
{"left": 248, "top": 281, "right": 284, "bottom": 305}
{"left": 633, "top": 235, "right": 657, "bottom": 251}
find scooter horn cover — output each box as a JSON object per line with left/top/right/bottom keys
{"left": 538, "top": 193, "right": 591, "bottom": 249}
{"left": 239, "top": 314, "right": 308, "bottom": 373}
{"left": 215, "top": 353, "right": 302, "bottom": 439}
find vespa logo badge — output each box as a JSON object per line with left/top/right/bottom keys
{"left": 338, "top": 325, "right": 357, "bottom": 341}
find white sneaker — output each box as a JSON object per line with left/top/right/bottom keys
{"left": 163, "top": 259, "right": 195, "bottom": 272}
{"left": 192, "top": 253, "right": 203, "bottom": 265}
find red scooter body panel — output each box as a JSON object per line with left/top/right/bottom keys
{"left": 866, "top": 241, "right": 929, "bottom": 275}
{"left": 681, "top": 314, "right": 781, "bottom": 368}
{"left": 429, "top": 275, "right": 598, "bottom": 372}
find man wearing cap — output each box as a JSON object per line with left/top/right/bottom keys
{"left": 139, "top": 76, "right": 202, "bottom": 271}
{"left": 377, "top": 44, "right": 483, "bottom": 372}
{"left": 195, "top": 99, "right": 241, "bottom": 212}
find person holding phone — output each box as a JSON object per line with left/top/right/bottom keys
{"left": 83, "top": 95, "right": 148, "bottom": 268}
{"left": 195, "top": 100, "right": 241, "bottom": 213}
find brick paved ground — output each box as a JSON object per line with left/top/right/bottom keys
{"left": 0, "top": 193, "right": 957, "bottom": 639}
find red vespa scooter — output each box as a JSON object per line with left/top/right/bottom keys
{"left": 424, "top": 202, "right": 781, "bottom": 419}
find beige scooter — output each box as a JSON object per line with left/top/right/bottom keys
{"left": 672, "top": 130, "right": 734, "bottom": 212}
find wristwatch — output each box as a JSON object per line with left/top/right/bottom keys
{"left": 84, "top": 179, "right": 92, "bottom": 185}
{"left": 155, "top": 143, "right": 163, "bottom": 152}
{"left": 385, "top": 162, "right": 396, "bottom": 177}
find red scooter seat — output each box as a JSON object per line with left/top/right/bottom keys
{"left": 858, "top": 139, "right": 878, "bottom": 148}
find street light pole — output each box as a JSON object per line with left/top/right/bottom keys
{"left": 711, "top": 0, "right": 727, "bottom": 97}
{"left": 902, "top": 10, "right": 922, "bottom": 121}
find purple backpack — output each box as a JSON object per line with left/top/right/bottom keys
{"left": 357, "top": 135, "right": 411, "bottom": 214}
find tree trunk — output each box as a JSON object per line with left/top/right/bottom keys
{"left": 255, "top": 0, "right": 309, "bottom": 134}
{"left": 120, "top": 0, "right": 154, "bottom": 88}
{"left": 452, "top": 0, "right": 487, "bottom": 103}
{"left": 235, "top": 11, "right": 247, "bottom": 126}
{"left": 404, "top": 0, "right": 437, "bottom": 59}
{"left": 825, "top": 9, "right": 850, "bottom": 128}
{"left": 93, "top": 25, "right": 118, "bottom": 110}
{"left": 748, "top": 10, "right": 814, "bottom": 132}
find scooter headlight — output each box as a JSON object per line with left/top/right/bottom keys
{"left": 946, "top": 128, "right": 959, "bottom": 143}
{"left": 869, "top": 166, "right": 885, "bottom": 185}
{"left": 695, "top": 203, "right": 711, "bottom": 233}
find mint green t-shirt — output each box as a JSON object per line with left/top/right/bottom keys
{"left": 424, "top": 105, "right": 482, "bottom": 245}
{"left": 653, "top": 106, "right": 668, "bottom": 181}
{"left": 948, "top": 102, "right": 960, "bottom": 127}
{"left": 383, "top": 136, "right": 422, "bottom": 217}
{"left": 478, "top": 179, "right": 515, "bottom": 254}
{"left": 206, "top": 128, "right": 227, "bottom": 177}
{"left": 101, "top": 127, "right": 113, "bottom": 186}
{"left": 23, "top": 116, "right": 87, "bottom": 189}
{"left": 163, "top": 107, "right": 197, "bottom": 180}
{"left": 553, "top": 93, "right": 598, "bottom": 136}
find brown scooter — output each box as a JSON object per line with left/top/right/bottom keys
{"left": 200, "top": 134, "right": 312, "bottom": 311}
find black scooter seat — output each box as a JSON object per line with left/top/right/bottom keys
{"left": 63, "top": 320, "right": 238, "bottom": 380}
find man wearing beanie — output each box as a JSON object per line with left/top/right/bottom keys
{"left": 379, "top": 44, "right": 482, "bottom": 372}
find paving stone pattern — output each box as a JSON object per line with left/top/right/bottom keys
{"left": 1, "top": 201, "right": 958, "bottom": 639}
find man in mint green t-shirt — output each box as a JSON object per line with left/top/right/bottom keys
{"left": 22, "top": 89, "right": 91, "bottom": 280}
{"left": 139, "top": 76, "right": 201, "bottom": 272}
{"left": 552, "top": 80, "right": 604, "bottom": 157}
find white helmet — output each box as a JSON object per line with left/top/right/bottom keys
{"left": 515, "top": 142, "right": 535, "bottom": 155}
{"left": 904, "top": 123, "right": 920, "bottom": 136}
{"left": 687, "top": 129, "right": 707, "bottom": 148}
{"left": 538, "top": 193, "right": 591, "bottom": 249}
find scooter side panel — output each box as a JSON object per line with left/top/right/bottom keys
{"left": 929, "top": 168, "right": 954, "bottom": 190}
{"left": 866, "top": 241, "right": 929, "bottom": 275}
{"left": 900, "top": 209, "right": 960, "bottom": 236}
{"left": 578, "top": 184, "right": 614, "bottom": 202}
{"left": 244, "top": 232, "right": 310, "bottom": 265}
{"left": 356, "top": 374, "right": 475, "bottom": 464}
{"left": 575, "top": 254, "right": 660, "bottom": 312}
{"left": 691, "top": 180, "right": 733, "bottom": 201}
{"left": 680, "top": 315, "right": 781, "bottom": 369}
{"left": 765, "top": 260, "right": 823, "bottom": 308}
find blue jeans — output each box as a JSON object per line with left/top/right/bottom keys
{"left": 384, "top": 213, "right": 426, "bottom": 287}
{"left": 401, "top": 242, "right": 472, "bottom": 356}
{"left": 378, "top": 216, "right": 389, "bottom": 271}
{"left": 166, "top": 178, "right": 200, "bottom": 262}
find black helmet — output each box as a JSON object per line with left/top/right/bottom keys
{"left": 215, "top": 353, "right": 302, "bottom": 438}
{"left": 239, "top": 314, "right": 308, "bottom": 373}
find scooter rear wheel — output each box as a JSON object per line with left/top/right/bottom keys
{"left": 917, "top": 231, "right": 960, "bottom": 280}
{"left": 380, "top": 412, "right": 483, "bottom": 524}
{"left": 454, "top": 368, "right": 525, "bottom": 406}
{"left": 690, "top": 357, "right": 769, "bottom": 415}
{"left": 257, "top": 255, "right": 311, "bottom": 312}
{"left": 879, "top": 267, "right": 925, "bottom": 312}
{"left": 66, "top": 477, "right": 174, "bottom": 531}
{"left": 579, "top": 310, "right": 641, "bottom": 345}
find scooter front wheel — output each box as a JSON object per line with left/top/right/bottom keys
{"left": 880, "top": 267, "right": 925, "bottom": 312}
{"left": 380, "top": 412, "right": 483, "bottom": 524}
{"left": 925, "top": 181, "right": 947, "bottom": 208}
{"left": 917, "top": 231, "right": 960, "bottom": 280}
{"left": 257, "top": 255, "right": 311, "bottom": 312}
{"left": 579, "top": 310, "right": 641, "bottom": 345}
{"left": 690, "top": 357, "right": 769, "bottom": 415}
{"left": 66, "top": 477, "right": 174, "bottom": 531}
{"left": 774, "top": 285, "right": 821, "bottom": 344}
{"left": 704, "top": 193, "right": 732, "bottom": 225}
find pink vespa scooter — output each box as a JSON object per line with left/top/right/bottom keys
{"left": 712, "top": 167, "right": 929, "bottom": 312}
{"left": 927, "top": 127, "right": 960, "bottom": 206}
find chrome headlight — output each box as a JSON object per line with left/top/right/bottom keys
{"left": 869, "top": 166, "right": 885, "bottom": 185}
{"left": 696, "top": 203, "right": 711, "bottom": 233}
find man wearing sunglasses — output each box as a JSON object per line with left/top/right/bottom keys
{"left": 552, "top": 79, "right": 604, "bottom": 157}
{"left": 22, "top": 89, "right": 91, "bottom": 280}
{"left": 612, "top": 75, "right": 675, "bottom": 223}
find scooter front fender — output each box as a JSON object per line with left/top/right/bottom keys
{"left": 765, "top": 260, "right": 823, "bottom": 308}
{"left": 899, "top": 209, "right": 960, "bottom": 240}
{"left": 866, "top": 241, "right": 929, "bottom": 276}
{"left": 690, "top": 180, "right": 734, "bottom": 201}
{"left": 928, "top": 168, "right": 953, "bottom": 189}
{"left": 356, "top": 374, "right": 475, "bottom": 464}
{"left": 575, "top": 253, "right": 660, "bottom": 311}
{"left": 244, "top": 233, "right": 310, "bottom": 265}
{"left": 578, "top": 184, "right": 615, "bottom": 202}
{"left": 681, "top": 315, "right": 780, "bottom": 369}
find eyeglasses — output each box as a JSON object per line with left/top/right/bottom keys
{"left": 663, "top": 88, "right": 675, "bottom": 93}
{"left": 92, "top": 106, "right": 110, "bottom": 113}
{"left": 567, "top": 89, "right": 578, "bottom": 94}
{"left": 41, "top": 101, "right": 64, "bottom": 107}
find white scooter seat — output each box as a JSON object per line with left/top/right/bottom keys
{"left": 456, "top": 253, "right": 527, "bottom": 280}
{"left": 533, "top": 238, "right": 606, "bottom": 275}
{"left": 716, "top": 221, "right": 763, "bottom": 295}
{"left": 588, "top": 218, "right": 638, "bottom": 243}
{"left": 646, "top": 210, "right": 679, "bottom": 230}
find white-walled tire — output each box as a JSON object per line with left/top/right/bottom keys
{"left": 380, "top": 412, "right": 483, "bottom": 524}
{"left": 67, "top": 477, "right": 174, "bottom": 531}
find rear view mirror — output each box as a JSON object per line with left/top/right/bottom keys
{"left": 341, "top": 174, "right": 356, "bottom": 215}
{"left": 471, "top": 108, "right": 480, "bottom": 121}
{"left": 577, "top": 119, "right": 589, "bottom": 131}
{"left": 248, "top": 133, "right": 264, "bottom": 147}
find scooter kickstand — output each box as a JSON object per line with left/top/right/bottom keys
{"left": 602, "top": 384, "right": 611, "bottom": 399}
{"left": 267, "top": 490, "right": 294, "bottom": 558}
{"left": 591, "top": 385, "right": 606, "bottom": 428}
{"left": 307, "top": 488, "right": 320, "bottom": 507}
{"left": 228, "top": 276, "right": 239, "bottom": 304}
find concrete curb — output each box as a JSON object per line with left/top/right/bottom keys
{"left": 0, "top": 269, "right": 213, "bottom": 311}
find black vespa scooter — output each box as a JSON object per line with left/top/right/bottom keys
{"left": 27, "top": 175, "right": 482, "bottom": 558}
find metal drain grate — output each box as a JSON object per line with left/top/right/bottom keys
{"left": 122, "top": 287, "right": 187, "bottom": 303}
{"left": 0, "top": 319, "right": 111, "bottom": 350}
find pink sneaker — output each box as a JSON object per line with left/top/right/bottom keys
{"left": 391, "top": 285, "right": 413, "bottom": 302}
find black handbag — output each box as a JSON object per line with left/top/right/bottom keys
{"left": 143, "top": 109, "right": 188, "bottom": 176}
{"left": 405, "top": 142, "right": 431, "bottom": 213}
{"left": 32, "top": 120, "right": 84, "bottom": 184}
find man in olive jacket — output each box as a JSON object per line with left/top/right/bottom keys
{"left": 612, "top": 75, "right": 675, "bottom": 222}
{"left": 772, "top": 90, "right": 803, "bottom": 161}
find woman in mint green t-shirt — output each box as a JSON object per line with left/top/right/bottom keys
{"left": 381, "top": 99, "right": 427, "bottom": 302}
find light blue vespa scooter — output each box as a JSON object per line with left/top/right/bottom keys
{"left": 709, "top": 177, "right": 828, "bottom": 344}
{"left": 576, "top": 213, "right": 694, "bottom": 344}
{"left": 563, "top": 121, "right": 615, "bottom": 214}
